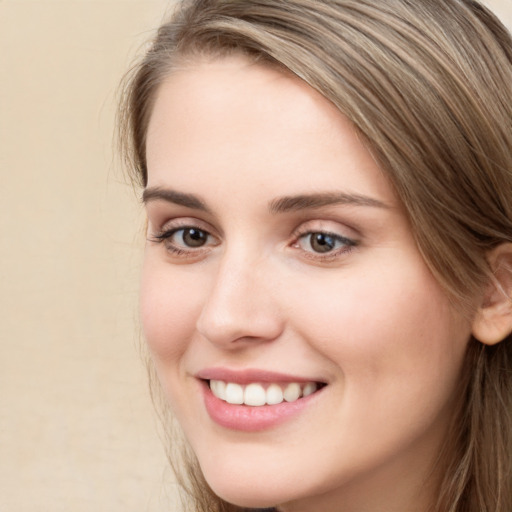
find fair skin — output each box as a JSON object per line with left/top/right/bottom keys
{"left": 142, "top": 55, "right": 476, "bottom": 512}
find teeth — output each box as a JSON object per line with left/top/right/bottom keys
{"left": 244, "top": 383, "right": 267, "bottom": 406}
{"left": 209, "top": 380, "right": 320, "bottom": 407}
{"left": 303, "top": 382, "right": 317, "bottom": 397}
{"left": 225, "top": 383, "right": 244, "bottom": 404}
{"left": 283, "top": 383, "right": 301, "bottom": 402}
{"left": 210, "top": 379, "right": 226, "bottom": 400}
{"left": 266, "top": 384, "right": 284, "bottom": 405}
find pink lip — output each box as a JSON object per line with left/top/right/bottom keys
{"left": 196, "top": 368, "right": 325, "bottom": 432}
{"left": 196, "top": 367, "right": 323, "bottom": 385}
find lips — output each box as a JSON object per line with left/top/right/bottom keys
{"left": 197, "top": 368, "right": 326, "bottom": 431}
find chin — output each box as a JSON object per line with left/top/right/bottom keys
{"left": 201, "top": 466, "right": 297, "bottom": 509}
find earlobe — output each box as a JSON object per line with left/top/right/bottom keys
{"left": 472, "top": 243, "right": 512, "bottom": 345}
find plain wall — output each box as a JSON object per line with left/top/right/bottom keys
{"left": 1, "top": 1, "right": 511, "bottom": 511}
{"left": 1, "top": 2, "right": 176, "bottom": 511}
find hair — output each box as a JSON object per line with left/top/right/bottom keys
{"left": 118, "top": 1, "right": 512, "bottom": 511}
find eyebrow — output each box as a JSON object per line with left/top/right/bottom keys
{"left": 142, "top": 187, "right": 388, "bottom": 214}
{"left": 142, "top": 187, "right": 211, "bottom": 213}
{"left": 269, "top": 192, "right": 389, "bottom": 214}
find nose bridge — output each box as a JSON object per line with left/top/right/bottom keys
{"left": 196, "top": 245, "right": 282, "bottom": 346}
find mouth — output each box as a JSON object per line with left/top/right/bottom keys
{"left": 208, "top": 379, "right": 325, "bottom": 407}
{"left": 197, "top": 368, "right": 327, "bottom": 431}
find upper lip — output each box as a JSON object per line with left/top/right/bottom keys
{"left": 195, "top": 367, "right": 326, "bottom": 385}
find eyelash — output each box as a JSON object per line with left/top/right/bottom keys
{"left": 149, "top": 223, "right": 358, "bottom": 262}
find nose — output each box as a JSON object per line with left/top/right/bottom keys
{"left": 196, "top": 251, "right": 284, "bottom": 348}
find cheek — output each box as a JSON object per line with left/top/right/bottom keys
{"left": 288, "top": 260, "right": 471, "bottom": 410}
{"left": 140, "top": 257, "right": 202, "bottom": 362}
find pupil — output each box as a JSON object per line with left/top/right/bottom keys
{"left": 183, "top": 228, "right": 207, "bottom": 247}
{"left": 311, "top": 233, "right": 335, "bottom": 253}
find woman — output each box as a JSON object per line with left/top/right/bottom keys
{"left": 119, "top": 1, "right": 512, "bottom": 511}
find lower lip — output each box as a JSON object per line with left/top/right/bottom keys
{"left": 202, "top": 382, "right": 321, "bottom": 432}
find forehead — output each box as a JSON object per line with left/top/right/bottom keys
{"left": 145, "top": 55, "right": 395, "bottom": 207}
{"left": 147, "top": 55, "right": 342, "bottom": 154}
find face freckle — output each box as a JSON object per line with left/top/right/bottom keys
{"left": 141, "top": 55, "right": 473, "bottom": 512}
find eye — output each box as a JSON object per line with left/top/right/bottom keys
{"left": 149, "top": 224, "right": 217, "bottom": 257}
{"left": 297, "top": 231, "right": 356, "bottom": 255}
{"left": 175, "top": 227, "right": 209, "bottom": 248}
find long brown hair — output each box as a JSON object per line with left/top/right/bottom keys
{"left": 119, "top": 1, "right": 512, "bottom": 510}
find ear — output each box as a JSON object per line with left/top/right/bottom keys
{"left": 472, "top": 243, "right": 512, "bottom": 345}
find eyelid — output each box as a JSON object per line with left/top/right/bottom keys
{"left": 149, "top": 216, "right": 216, "bottom": 236}
{"left": 290, "top": 219, "right": 358, "bottom": 241}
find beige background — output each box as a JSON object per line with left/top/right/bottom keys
{"left": 1, "top": 1, "right": 511, "bottom": 511}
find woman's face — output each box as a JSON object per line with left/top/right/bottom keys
{"left": 142, "top": 56, "right": 473, "bottom": 511}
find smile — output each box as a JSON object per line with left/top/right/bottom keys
{"left": 202, "top": 380, "right": 325, "bottom": 431}
{"left": 209, "top": 380, "right": 319, "bottom": 406}
{"left": 197, "top": 368, "right": 327, "bottom": 431}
